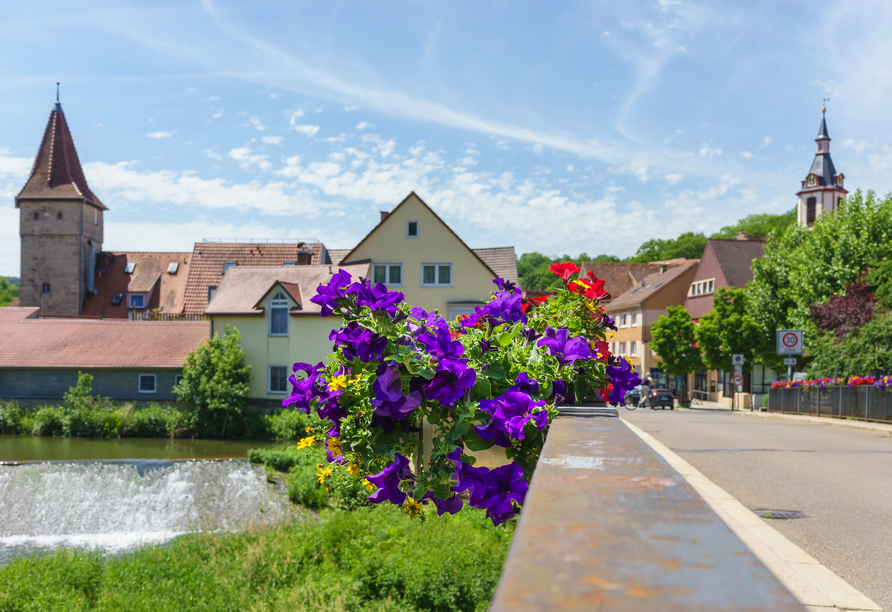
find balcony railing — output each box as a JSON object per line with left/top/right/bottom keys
{"left": 489, "top": 408, "right": 806, "bottom": 611}
{"left": 768, "top": 386, "right": 892, "bottom": 424}
{"left": 129, "top": 312, "right": 208, "bottom": 322}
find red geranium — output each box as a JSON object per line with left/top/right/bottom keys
{"left": 521, "top": 295, "right": 550, "bottom": 314}
{"left": 549, "top": 262, "right": 581, "bottom": 281}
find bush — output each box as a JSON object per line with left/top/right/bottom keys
{"left": 0, "top": 401, "right": 24, "bottom": 434}
{"left": 27, "top": 405, "right": 66, "bottom": 436}
{"left": 125, "top": 404, "right": 193, "bottom": 438}
{"left": 264, "top": 409, "right": 312, "bottom": 441}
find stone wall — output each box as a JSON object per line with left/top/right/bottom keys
{"left": 0, "top": 368, "right": 182, "bottom": 402}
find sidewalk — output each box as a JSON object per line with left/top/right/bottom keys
{"left": 732, "top": 409, "right": 892, "bottom": 436}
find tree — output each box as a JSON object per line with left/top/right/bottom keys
{"left": 175, "top": 325, "right": 251, "bottom": 437}
{"left": 809, "top": 282, "right": 875, "bottom": 340}
{"left": 709, "top": 209, "right": 796, "bottom": 240}
{"left": 629, "top": 232, "right": 707, "bottom": 263}
{"left": 696, "top": 287, "right": 762, "bottom": 371}
{"left": 0, "top": 277, "right": 19, "bottom": 307}
{"left": 809, "top": 313, "right": 892, "bottom": 378}
{"left": 650, "top": 306, "right": 702, "bottom": 377}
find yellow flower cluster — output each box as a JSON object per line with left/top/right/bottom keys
{"left": 401, "top": 498, "right": 424, "bottom": 519}
{"left": 328, "top": 375, "right": 348, "bottom": 392}
{"left": 347, "top": 461, "right": 361, "bottom": 477}
{"left": 326, "top": 437, "right": 342, "bottom": 457}
{"left": 297, "top": 436, "right": 316, "bottom": 449}
{"left": 316, "top": 464, "right": 333, "bottom": 485}
{"left": 363, "top": 478, "right": 376, "bottom": 492}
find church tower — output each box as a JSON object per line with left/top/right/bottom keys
{"left": 797, "top": 108, "right": 847, "bottom": 228}
{"left": 16, "top": 91, "right": 106, "bottom": 315}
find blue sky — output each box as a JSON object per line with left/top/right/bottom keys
{"left": 2, "top": 0, "right": 892, "bottom": 276}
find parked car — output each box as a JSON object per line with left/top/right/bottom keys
{"left": 650, "top": 388, "right": 674, "bottom": 409}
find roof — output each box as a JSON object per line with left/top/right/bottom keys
{"left": 800, "top": 115, "right": 846, "bottom": 194}
{"left": 472, "top": 247, "right": 518, "bottom": 284}
{"left": 0, "top": 307, "right": 208, "bottom": 368}
{"left": 252, "top": 281, "right": 303, "bottom": 311}
{"left": 817, "top": 115, "right": 830, "bottom": 139}
{"left": 708, "top": 239, "right": 765, "bottom": 289}
{"left": 81, "top": 252, "right": 192, "bottom": 318}
{"left": 16, "top": 103, "right": 106, "bottom": 210}
{"left": 339, "top": 192, "right": 500, "bottom": 278}
{"left": 326, "top": 249, "right": 351, "bottom": 266}
{"left": 604, "top": 261, "right": 699, "bottom": 311}
{"left": 205, "top": 262, "right": 370, "bottom": 316}
{"left": 183, "top": 242, "right": 326, "bottom": 314}
{"left": 578, "top": 261, "right": 686, "bottom": 300}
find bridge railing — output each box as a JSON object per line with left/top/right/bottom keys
{"left": 489, "top": 408, "right": 806, "bottom": 611}
{"left": 768, "top": 386, "right": 892, "bottom": 423}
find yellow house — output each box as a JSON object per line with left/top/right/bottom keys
{"left": 205, "top": 263, "right": 369, "bottom": 401}
{"left": 339, "top": 192, "right": 516, "bottom": 319}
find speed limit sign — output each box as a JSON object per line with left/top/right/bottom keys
{"left": 777, "top": 329, "right": 803, "bottom": 355}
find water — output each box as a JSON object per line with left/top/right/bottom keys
{"left": 0, "top": 438, "right": 294, "bottom": 567}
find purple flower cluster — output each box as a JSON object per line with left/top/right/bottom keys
{"left": 311, "top": 269, "right": 405, "bottom": 317}
{"left": 476, "top": 389, "right": 548, "bottom": 447}
{"left": 448, "top": 448, "right": 528, "bottom": 525}
{"left": 367, "top": 453, "right": 414, "bottom": 506}
{"left": 370, "top": 362, "right": 423, "bottom": 419}
{"left": 415, "top": 323, "right": 476, "bottom": 408}
{"left": 605, "top": 355, "right": 643, "bottom": 405}
{"left": 537, "top": 327, "right": 592, "bottom": 367}
{"left": 330, "top": 321, "right": 388, "bottom": 362}
{"left": 283, "top": 362, "right": 334, "bottom": 412}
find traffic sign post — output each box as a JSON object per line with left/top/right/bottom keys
{"left": 783, "top": 357, "right": 797, "bottom": 366}
{"left": 732, "top": 375, "right": 744, "bottom": 386}
{"left": 777, "top": 330, "right": 804, "bottom": 382}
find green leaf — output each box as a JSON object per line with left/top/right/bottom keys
{"left": 482, "top": 363, "right": 507, "bottom": 380}
{"left": 463, "top": 428, "right": 495, "bottom": 451}
{"left": 471, "top": 376, "right": 492, "bottom": 400}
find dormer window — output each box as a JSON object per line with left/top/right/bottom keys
{"left": 407, "top": 220, "right": 419, "bottom": 238}
{"left": 167, "top": 262, "right": 179, "bottom": 274}
{"left": 128, "top": 294, "right": 145, "bottom": 309}
{"left": 111, "top": 293, "right": 123, "bottom": 305}
{"left": 269, "top": 290, "right": 289, "bottom": 336}
{"left": 124, "top": 262, "right": 136, "bottom": 274}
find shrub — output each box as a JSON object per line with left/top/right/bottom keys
{"left": 0, "top": 401, "right": 24, "bottom": 434}
{"left": 27, "top": 406, "right": 65, "bottom": 436}
{"left": 264, "top": 409, "right": 312, "bottom": 441}
{"left": 125, "top": 404, "right": 193, "bottom": 438}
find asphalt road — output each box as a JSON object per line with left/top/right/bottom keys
{"left": 622, "top": 407, "right": 892, "bottom": 611}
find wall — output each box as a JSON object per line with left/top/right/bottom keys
{"left": 211, "top": 311, "right": 341, "bottom": 400}
{"left": 348, "top": 194, "right": 497, "bottom": 315}
{"left": 0, "top": 368, "right": 182, "bottom": 401}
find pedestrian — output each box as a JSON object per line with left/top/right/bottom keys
{"left": 638, "top": 378, "right": 650, "bottom": 409}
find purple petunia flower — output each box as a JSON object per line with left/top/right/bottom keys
{"left": 550, "top": 380, "right": 568, "bottom": 406}
{"left": 605, "top": 355, "right": 642, "bottom": 405}
{"left": 349, "top": 278, "right": 404, "bottom": 316}
{"left": 483, "top": 291, "right": 527, "bottom": 325}
{"left": 283, "top": 362, "right": 330, "bottom": 412}
{"left": 424, "top": 363, "right": 477, "bottom": 407}
{"left": 493, "top": 277, "right": 518, "bottom": 292}
{"left": 367, "top": 453, "right": 413, "bottom": 506}
{"left": 330, "top": 321, "right": 388, "bottom": 362}
{"left": 417, "top": 325, "right": 465, "bottom": 366}
{"left": 317, "top": 400, "right": 345, "bottom": 437}
{"left": 370, "top": 362, "right": 423, "bottom": 419}
{"left": 476, "top": 391, "right": 548, "bottom": 447}
{"left": 447, "top": 447, "right": 490, "bottom": 506}
{"left": 478, "top": 339, "right": 498, "bottom": 354}
{"left": 520, "top": 328, "right": 543, "bottom": 347}
{"left": 422, "top": 491, "right": 464, "bottom": 516}
{"left": 474, "top": 462, "right": 528, "bottom": 526}
{"left": 508, "top": 372, "right": 540, "bottom": 396}
{"left": 310, "top": 269, "right": 354, "bottom": 317}
{"left": 537, "top": 327, "right": 592, "bottom": 367}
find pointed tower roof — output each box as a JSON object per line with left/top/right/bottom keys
{"left": 16, "top": 98, "right": 106, "bottom": 210}
{"left": 817, "top": 114, "right": 830, "bottom": 140}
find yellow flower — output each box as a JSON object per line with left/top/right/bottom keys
{"left": 623, "top": 355, "right": 633, "bottom": 367}
{"left": 328, "top": 375, "right": 348, "bottom": 392}
{"left": 316, "top": 465, "right": 333, "bottom": 485}
{"left": 304, "top": 426, "right": 315, "bottom": 433}
{"left": 608, "top": 332, "right": 615, "bottom": 339}
{"left": 402, "top": 498, "right": 424, "bottom": 519}
{"left": 347, "top": 462, "right": 361, "bottom": 477}
{"left": 585, "top": 300, "right": 597, "bottom": 313}
{"left": 351, "top": 374, "right": 362, "bottom": 385}
{"left": 326, "top": 437, "right": 342, "bottom": 456}
{"left": 363, "top": 478, "right": 376, "bottom": 492}
{"left": 297, "top": 436, "right": 316, "bottom": 449}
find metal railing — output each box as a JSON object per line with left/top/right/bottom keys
{"left": 129, "top": 312, "right": 208, "bottom": 322}
{"left": 490, "top": 410, "right": 805, "bottom": 610}
{"left": 768, "top": 386, "right": 892, "bottom": 424}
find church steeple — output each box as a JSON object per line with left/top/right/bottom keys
{"left": 796, "top": 107, "right": 846, "bottom": 228}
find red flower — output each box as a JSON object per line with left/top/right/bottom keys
{"left": 594, "top": 340, "right": 610, "bottom": 362}
{"left": 521, "top": 295, "right": 550, "bottom": 314}
{"left": 549, "top": 262, "right": 581, "bottom": 281}
{"left": 569, "top": 277, "right": 609, "bottom": 300}
{"left": 599, "top": 384, "right": 614, "bottom": 401}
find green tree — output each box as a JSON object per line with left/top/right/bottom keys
{"left": 650, "top": 306, "right": 702, "bottom": 377}
{"left": 696, "top": 287, "right": 762, "bottom": 371}
{"left": 809, "top": 313, "right": 892, "bottom": 378}
{"left": 0, "top": 277, "right": 19, "bottom": 307}
{"left": 175, "top": 325, "right": 251, "bottom": 437}
{"left": 629, "top": 232, "right": 707, "bottom": 263}
{"left": 709, "top": 209, "right": 797, "bottom": 240}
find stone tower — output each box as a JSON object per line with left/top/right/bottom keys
{"left": 796, "top": 109, "right": 847, "bottom": 228}
{"left": 16, "top": 95, "right": 106, "bottom": 315}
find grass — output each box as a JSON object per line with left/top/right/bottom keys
{"left": 0, "top": 504, "right": 512, "bottom": 612}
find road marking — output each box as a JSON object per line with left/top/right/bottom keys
{"left": 622, "top": 417, "right": 882, "bottom": 612}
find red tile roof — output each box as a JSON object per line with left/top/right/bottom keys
{"left": 81, "top": 252, "right": 192, "bottom": 318}
{"left": 0, "top": 308, "right": 208, "bottom": 368}
{"left": 16, "top": 103, "right": 106, "bottom": 210}
{"left": 183, "top": 242, "right": 325, "bottom": 314}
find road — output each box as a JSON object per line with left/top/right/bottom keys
{"left": 622, "top": 408, "right": 892, "bottom": 611}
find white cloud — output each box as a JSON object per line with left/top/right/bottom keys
{"left": 356, "top": 122, "right": 375, "bottom": 130}
{"left": 288, "top": 109, "right": 304, "bottom": 127}
{"left": 322, "top": 135, "right": 346, "bottom": 143}
{"left": 229, "top": 146, "right": 271, "bottom": 171}
{"left": 343, "top": 106, "right": 359, "bottom": 112}
{"left": 460, "top": 156, "right": 478, "bottom": 167}
{"left": 664, "top": 173, "right": 683, "bottom": 185}
{"left": 203, "top": 149, "right": 222, "bottom": 160}
{"left": 700, "top": 144, "right": 722, "bottom": 157}
{"left": 760, "top": 136, "right": 772, "bottom": 148}
{"left": 147, "top": 131, "right": 175, "bottom": 139}
{"left": 291, "top": 124, "right": 320, "bottom": 137}
{"left": 566, "top": 165, "right": 575, "bottom": 172}
{"left": 740, "top": 151, "right": 753, "bottom": 159}
{"left": 249, "top": 116, "right": 266, "bottom": 131}
{"left": 841, "top": 138, "right": 872, "bottom": 153}
{"left": 262, "top": 136, "right": 283, "bottom": 145}
{"left": 211, "top": 109, "right": 224, "bottom": 120}
{"left": 0, "top": 149, "right": 32, "bottom": 177}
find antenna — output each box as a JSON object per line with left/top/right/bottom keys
{"left": 56, "top": 82, "right": 60, "bottom": 103}
{"left": 822, "top": 97, "right": 829, "bottom": 114}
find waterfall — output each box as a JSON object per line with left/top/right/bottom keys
{"left": 0, "top": 460, "right": 292, "bottom": 566}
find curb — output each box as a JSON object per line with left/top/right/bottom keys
{"left": 733, "top": 410, "right": 892, "bottom": 436}
{"left": 622, "top": 417, "right": 882, "bottom": 612}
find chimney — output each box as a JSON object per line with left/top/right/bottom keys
{"left": 736, "top": 230, "right": 747, "bottom": 241}
{"left": 380, "top": 211, "right": 390, "bottom": 222}
{"left": 660, "top": 265, "right": 667, "bottom": 274}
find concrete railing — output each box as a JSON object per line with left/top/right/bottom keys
{"left": 768, "top": 386, "right": 892, "bottom": 424}
{"left": 490, "top": 409, "right": 806, "bottom": 611}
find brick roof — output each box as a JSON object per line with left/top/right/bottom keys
{"left": 604, "top": 261, "right": 700, "bottom": 311}
{"left": 579, "top": 261, "right": 679, "bottom": 300}
{"left": 81, "top": 252, "right": 192, "bottom": 318}
{"left": 205, "top": 263, "right": 370, "bottom": 316}
{"left": 183, "top": 242, "right": 325, "bottom": 314}
{"left": 709, "top": 240, "right": 765, "bottom": 289}
{"left": 473, "top": 247, "right": 518, "bottom": 284}
{"left": 0, "top": 307, "right": 208, "bottom": 368}
{"left": 16, "top": 103, "right": 106, "bottom": 210}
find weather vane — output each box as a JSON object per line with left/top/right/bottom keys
{"left": 823, "top": 98, "right": 829, "bottom": 114}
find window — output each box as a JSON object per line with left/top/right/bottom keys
{"left": 806, "top": 197, "right": 817, "bottom": 225}
{"left": 373, "top": 263, "right": 403, "bottom": 286}
{"left": 630, "top": 341, "right": 637, "bottom": 356}
{"left": 124, "top": 262, "right": 136, "bottom": 274}
{"left": 128, "top": 294, "right": 145, "bottom": 308}
{"left": 33, "top": 212, "right": 39, "bottom": 221}
{"left": 283, "top": 262, "right": 295, "bottom": 267}
{"left": 620, "top": 314, "right": 628, "bottom": 328}
{"left": 167, "top": 262, "right": 179, "bottom": 274}
{"left": 269, "top": 290, "right": 289, "bottom": 336}
{"left": 406, "top": 220, "right": 419, "bottom": 237}
{"left": 42, "top": 283, "right": 51, "bottom": 293}
{"left": 631, "top": 313, "right": 638, "bottom": 327}
{"left": 708, "top": 280, "right": 714, "bottom": 292}
{"left": 268, "top": 365, "right": 288, "bottom": 394}
{"left": 56, "top": 211, "right": 62, "bottom": 220}
{"left": 619, "top": 342, "right": 626, "bottom": 354}
{"left": 174, "top": 375, "right": 184, "bottom": 387}
{"left": 222, "top": 261, "right": 237, "bottom": 275}
{"left": 111, "top": 293, "right": 123, "bottom": 305}
{"left": 94, "top": 209, "right": 98, "bottom": 225}
{"left": 139, "top": 374, "right": 156, "bottom": 394}
{"left": 208, "top": 286, "right": 217, "bottom": 302}
{"left": 421, "top": 263, "right": 452, "bottom": 287}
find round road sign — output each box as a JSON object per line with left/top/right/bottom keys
{"left": 732, "top": 375, "right": 744, "bottom": 386}
{"left": 782, "top": 332, "right": 798, "bottom": 348}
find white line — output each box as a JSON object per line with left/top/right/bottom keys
{"left": 622, "top": 418, "right": 882, "bottom": 612}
